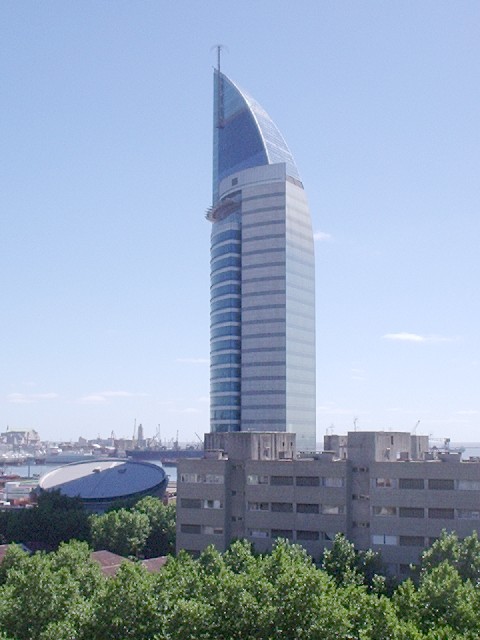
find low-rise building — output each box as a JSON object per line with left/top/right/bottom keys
{"left": 176, "top": 430, "right": 480, "bottom": 576}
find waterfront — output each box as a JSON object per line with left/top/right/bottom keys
{"left": 0, "top": 459, "right": 178, "bottom": 482}
{"left": 1, "top": 443, "right": 478, "bottom": 485}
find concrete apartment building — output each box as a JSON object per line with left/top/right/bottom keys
{"left": 177, "top": 430, "right": 480, "bottom": 576}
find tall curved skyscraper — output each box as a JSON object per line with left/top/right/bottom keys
{"left": 208, "top": 70, "right": 316, "bottom": 452}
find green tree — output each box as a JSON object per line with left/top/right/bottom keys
{"left": 415, "top": 561, "right": 479, "bottom": 636}
{"left": 0, "top": 543, "right": 29, "bottom": 585}
{"left": 0, "top": 490, "right": 90, "bottom": 550}
{"left": 322, "top": 532, "right": 388, "bottom": 591}
{"left": 90, "top": 508, "right": 151, "bottom": 557}
{"left": 420, "top": 530, "right": 480, "bottom": 584}
{"left": 85, "top": 562, "right": 162, "bottom": 640}
{"left": 133, "top": 495, "right": 176, "bottom": 556}
{"left": 322, "top": 532, "right": 360, "bottom": 586}
{"left": 0, "top": 541, "right": 103, "bottom": 640}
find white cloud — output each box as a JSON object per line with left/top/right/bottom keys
{"left": 457, "top": 410, "right": 479, "bottom": 416}
{"left": 176, "top": 358, "right": 209, "bottom": 365}
{"left": 34, "top": 393, "right": 58, "bottom": 400}
{"left": 7, "top": 393, "right": 32, "bottom": 404}
{"left": 78, "top": 391, "right": 147, "bottom": 404}
{"left": 78, "top": 394, "right": 108, "bottom": 405}
{"left": 7, "top": 392, "right": 58, "bottom": 404}
{"left": 101, "top": 391, "right": 147, "bottom": 398}
{"left": 313, "top": 231, "right": 332, "bottom": 242}
{"left": 383, "top": 332, "right": 456, "bottom": 343}
{"left": 169, "top": 407, "right": 201, "bottom": 414}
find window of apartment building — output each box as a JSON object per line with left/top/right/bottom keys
{"left": 296, "top": 530, "right": 320, "bottom": 541}
{"left": 180, "top": 524, "right": 201, "bottom": 534}
{"left": 372, "top": 534, "right": 397, "bottom": 546}
{"left": 271, "top": 502, "right": 293, "bottom": 513}
{"left": 352, "top": 466, "right": 369, "bottom": 473}
{"left": 321, "top": 505, "right": 345, "bottom": 515}
{"left": 296, "top": 476, "right": 320, "bottom": 486}
{"left": 296, "top": 503, "right": 319, "bottom": 514}
{"left": 270, "top": 476, "right": 294, "bottom": 486}
{"left": 372, "top": 506, "right": 397, "bottom": 517}
{"left": 247, "top": 474, "right": 269, "bottom": 485}
{"left": 205, "top": 474, "right": 224, "bottom": 484}
{"left": 457, "top": 509, "right": 480, "bottom": 519}
{"left": 399, "top": 478, "right": 424, "bottom": 490}
{"left": 180, "top": 473, "right": 224, "bottom": 484}
{"left": 202, "top": 525, "right": 224, "bottom": 535}
{"left": 399, "top": 507, "right": 424, "bottom": 518}
{"left": 247, "top": 502, "right": 269, "bottom": 511}
{"left": 428, "top": 508, "right": 454, "bottom": 519}
{"left": 399, "top": 535, "right": 425, "bottom": 547}
{"left": 203, "top": 499, "right": 223, "bottom": 509}
{"left": 271, "top": 529, "right": 293, "bottom": 540}
{"left": 352, "top": 522, "right": 370, "bottom": 528}
{"left": 352, "top": 494, "right": 370, "bottom": 501}
{"left": 322, "top": 477, "right": 345, "bottom": 488}
{"left": 180, "top": 473, "right": 197, "bottom": 483}
{"left": 373, "top": 478, "right": 396, "bottom": 488}
{"left": 180, "top": 498, "right": 201, "bottom": 509}
{"left": 428, "top": 479, "right": 454, "bottom": 490}
{"left": 457, "top": 480, "right": 480, "bottom": 491}
{"left": 248, "top": 529, "right": 269, "bottom": 538}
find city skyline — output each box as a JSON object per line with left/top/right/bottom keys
{"left": 1, "top": 2, "right": 479, "bottom": 443}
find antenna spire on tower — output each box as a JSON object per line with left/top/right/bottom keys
{"left": 213, "top": 44, "right": 227, "bottom": 73}
{"left": 211, "top": 44, "right": 228, "bottom": 129}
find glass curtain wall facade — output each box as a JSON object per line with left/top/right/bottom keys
{"left": 208, "top": 71, "right": 316, "bottom": 452}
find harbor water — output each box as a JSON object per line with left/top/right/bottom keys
{"left": 1, "top": 459, "right": 178, "bottom": 483}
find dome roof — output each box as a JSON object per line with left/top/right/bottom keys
{"left": 38, "top": 458, "right": 167, "bottom": 502}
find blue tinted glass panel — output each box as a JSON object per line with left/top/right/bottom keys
{"left": 211, "top": 270, "right": 241, "bottom": 286}
{"left": 211, "top": 242, "right": 240, "bottom": 260}
{"left": 211, "top": 325, "right": 241, "bottom": 339}
{"left": 210, "top": 409, "right": 241, "bottom": 421}
{"left": 211, "top": 338, "right": 241, "bottom": 352}
{"left": 211, "top": 422, "right": 240, "bottom": 432}
{"left": 211, "top": 381, "right": 241, "bottom": 392}
{"left": 211, "top": 311, "right": 241, "bottom": 326}
{"left": 211, "top": 298, "right": 240, "bottom": 312}
{"left": 211, "top": 229, "right": 241, "bottom": 247}
{"left": 211, "top": 283, "right": 241, "bottom": 297}
{"left": 211, "top": 353, "right": 241, "bottom": 365}
{"left": 211, "top": 255, "right": 241, "bottom": 272}
{"left": 211, "top": 367, "right": 241, "bottom": 379}
{"left": 210, "top": 395, "right": 241, "bottom": 407}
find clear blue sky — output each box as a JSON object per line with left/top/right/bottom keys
{"left": 1, "top": 1, "right": 479, "bottom": 444}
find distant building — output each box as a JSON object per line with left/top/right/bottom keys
{"left": 208, "top": 68, "right": 316, "bottom": 452}
{"left": 176, "top": 430, "right": 480, "bottom": 577}
{"left": 1, "top": 429, "right": 40, "bottom": 447}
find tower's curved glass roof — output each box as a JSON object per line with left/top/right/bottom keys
{"left": 213, "top": 71, "right": 300, "bottom": 203}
